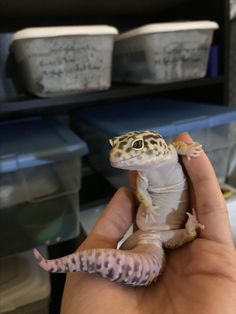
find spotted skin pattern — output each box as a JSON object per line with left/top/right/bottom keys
{"left": 34, "top": 130, "right": 204, "bottom": 286}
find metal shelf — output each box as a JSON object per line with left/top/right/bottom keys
{"left": 0, "top": 77, "right": 225, "bottom": 118}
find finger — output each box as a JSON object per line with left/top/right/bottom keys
{"left": 79, "top": 187, "right": 136, "bottom": 250}
{"left": 174, "top": 132, "right": 234, "bottom": 245}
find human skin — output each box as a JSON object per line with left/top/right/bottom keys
{"left": 60, "top": 132, "right": 236, "bottom": 314}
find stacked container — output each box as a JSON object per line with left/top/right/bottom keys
{"left": 73, "top": 98, "right": 236, "bottom": 187}
{"left": 0, "top": 248, "right": 50, "bottom": 314}
{"left": 113, "top": 21, "right": 218, "bottom": 83}
{"left": 0, "top": 117, "right": 88, "bottom": 257}
{"left": 11, "top": 25, "right": 118, "bottom": 97}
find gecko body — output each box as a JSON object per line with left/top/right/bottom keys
{"left": 34, "top": 130, "right": 203, "bottom": 286}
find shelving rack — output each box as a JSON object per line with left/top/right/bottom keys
{"left": 0, "top": 0, "right": 230, "bottom": 120}
{"left": 0, "top": 1, "right": 230, "bottom": 312}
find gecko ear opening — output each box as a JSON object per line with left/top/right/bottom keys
{"left": 109, "top": 139, "right": 114, "bottom": 147}
{"left": 109, "top": 137, "right": 119, "bottom": 147}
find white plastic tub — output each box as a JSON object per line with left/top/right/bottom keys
{"left": 11, "top": 25, "right": 118, "bottom": 97}
{"left": 113, "top": 21, "right": 218, "bottom": 83}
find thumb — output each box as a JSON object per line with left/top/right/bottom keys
{"left": 79, "top": 187, "right": 136, "bottom": 251}
{"left": 174, "top": 132, "right": 234, "bottom": 246}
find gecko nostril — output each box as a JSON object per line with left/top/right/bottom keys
{"left": 116, "top": 152, "right": 121, "bottom": 158}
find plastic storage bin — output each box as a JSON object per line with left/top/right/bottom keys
{"left": 0, "top": 117, "right": 88, "bottom": 257}
{"left": 113, "top": 21, "right": 218, "bottom": 84}
{"left": 74, "top": 98, "right": 236, "bottom": 187}
{"left": 11, "top": 25, "right": 118, "bottom": 97}
{"left": 0, "top": 248, "right": 50, "bottom": 314}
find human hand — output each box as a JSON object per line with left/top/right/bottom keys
{"left": 61, "top": 133, "right": 236, "bottom": 314}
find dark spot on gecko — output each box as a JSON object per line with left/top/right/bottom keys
{"left": 145, "top": 271, "right": 150, "bottom": 278}
{"left": 95, "top": 252, "right": 101, "bottom": 258}
{"left": 126, "top": 265, "right": 132, "bottom": 275}
{"left": 57, "top": 267, "right": 63, "bottom": 272}
{"left": 122, "top": 264, "right": 132, "bottom": 276}
{"left": 159, "top": 142, "right": 163, "bottom": 147}
{"left": 104, "top": 261, "right": 109, "bottom": 268}
{"left": 143, "top": 135, "right": 161, "bottom": 140}
{"left": 88, "top": 262, "right": 95, "bottom": 271}
{"left": 49, "top": 268, "right": 54, "bottom": 272}
{"left": 115, "top": 152, "right": 121, "bottom": 158}
{"left": 65, "top": 263, "right": 70, "bottom": 272}
{"left": 117, "top": 136, "right": 127, "bottom": 142}
{"left": 71, "top": 258, "right": 76, "bottom": 264}
{"left": 118, "top": 141, "right": 127, "bottom": 149}
{"left": 126, "top": 147, "right": 132, "bottom": 153}
{"left": 134, "top": 262, "right": 140, "bottom": 272}
{"left": 107, "top": 268, "right": 114, "bottom": 279}
{"left": 116, "top": 258, "right": 121, "bottom": 264}
{"left": 131, "top": 276, "right": 139, "bottom": 283}
{"left": 150, "top": 140, "right": 157, "bottom": 145}
{"left": 97, "top": 263, "right": 102, "bottom": 270}
{"left": 116, "top": 272, "right": 123, "bottom": 281}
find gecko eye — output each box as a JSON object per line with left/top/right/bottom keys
{"left": 132, "top": 139, "right": 144, "bottom": 150}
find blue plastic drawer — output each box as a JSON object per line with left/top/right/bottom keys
{"left": 0, "top": 117, "right": 88, "bottom": 257}
{"left": 74, "top": 98, "right": 236, "bottom": 185}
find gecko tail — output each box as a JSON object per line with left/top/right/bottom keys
{"left": 33, "top": 243, "right": 164, "bottom": 286}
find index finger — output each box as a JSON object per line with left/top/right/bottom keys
{"left": 175, "top": 132, "right": 234, "bottom": 246}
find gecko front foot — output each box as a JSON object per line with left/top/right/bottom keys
{"left": 185, "top": 142, "right": 202, "bottom": 160}
{"left": 185, "top": 209, "right": 205, "bottom": 237}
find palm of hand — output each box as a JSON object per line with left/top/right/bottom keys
{"left": 70, "top": 239, "right": 236, "bottom": 314}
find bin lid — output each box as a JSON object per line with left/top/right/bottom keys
{"left": 76, "top": 98, "right": 236, "bottom": 137}
{"left": 116, "top": 21, "right": 219, "bottom": 41}
{"left": 12, "top": 25, "right": 118, "bottom": 41}
{"left": 0, "top": 117, "right": 88, "bottom": 173}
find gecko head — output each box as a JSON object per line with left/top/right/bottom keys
{"left": 109, "top": 130, "right": 172, "bottom": 170}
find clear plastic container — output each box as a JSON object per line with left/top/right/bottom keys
{"left": 0, "top": 117, "right": 88, "bottom": 257}
{"left": 0, "top": 248, "right": 50, "bottom": 314}
{"left": 113, "top": 21, "right": 218, "bottom": 83}
{"left": 73, "top": 98, "right": 236, "bottom": 187}
{"left": 11, "top": 25, "right": 118, "bottom": 97}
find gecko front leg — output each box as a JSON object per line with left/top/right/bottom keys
{"left": 171, "top": 141, "right": 202, "bottom": 160}
{"left": 136, "top": 173, "right": 159, "bottom": 223}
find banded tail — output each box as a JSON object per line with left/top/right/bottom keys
{"left": 33, "top": 244, "right": 164, "bottom": 286}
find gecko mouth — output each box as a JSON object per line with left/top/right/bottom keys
{"left": 110, "top": 153, "right": 143, "bottom": 167}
